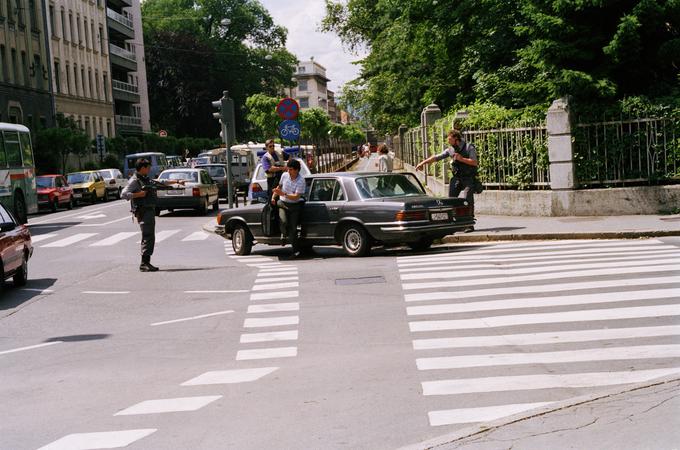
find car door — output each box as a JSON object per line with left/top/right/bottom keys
{"left": 302, "top": 178, "right": 345, "bottom": 239}
{"left": 0, "top": 204, "right": 20, "bottom": 273}
{"left": 54, "top": 176, "right": 64, "bottom": 203}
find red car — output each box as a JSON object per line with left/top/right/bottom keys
{"left": 0, "top": 203, "right": 32, "bottom": 288}
{"left": 37, "top": 175, "right": 74, "bottom": 211}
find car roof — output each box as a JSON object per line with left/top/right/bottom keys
{"left": 126, "top": 152, "right": 165, "bottom": 157}
{"left": 68, "top": 170, "right": 99, "bottom": 174}
{"left": 161, "top": 168, "right": 202, "bottom": 172}
{"left": 195, "top": 164, "right": 226, "bottom": 167}
{"left": 305, "top": 172, "right": 391, "bottom": 179}
{"left": 37, "top": 174, "right": 62, "bottom": 177}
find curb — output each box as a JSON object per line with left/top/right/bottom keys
{"left": 202, "top": 221, "right": 220, "bottom": 235}
{"left": 442, "top": 230, "right": 680, "bottom": 243}
{"left": 398, "top": 374, "right": 680, "bottom": 450}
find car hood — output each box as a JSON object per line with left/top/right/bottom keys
{"left": 70, "top": 182, "right": 94, "bottom": 189}
{"left": 37, "top": 187, "right": 56, "bottom": 194}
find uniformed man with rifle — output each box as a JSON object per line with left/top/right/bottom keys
{"left": 121, "top": 158, "right": 185, "bottom": 272}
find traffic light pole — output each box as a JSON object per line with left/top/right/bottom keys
{"left": 213, "top": 90, "right": 236, "bottom": 209}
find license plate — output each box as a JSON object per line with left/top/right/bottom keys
{"left": 73, "top": 193, "right": 82, "bottom": 198}
{"left": 430, "top": 212, "right": 449, "bottom": 221}
{"left": 166, "top": 189, "right": 184, "bottom": 195}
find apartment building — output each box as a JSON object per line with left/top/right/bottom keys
{"left": 0, "top": 0, "right": 54, "bottom": 128}
{"left": 291, "top": 59, "right": 330, "bottom": 113}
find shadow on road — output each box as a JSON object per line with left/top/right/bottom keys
{"left": 28, "top": 222, "right": 82, "bottom": 234}
{"left": 0, "top": 278, "right": 57, "bottom": 311}
{"left": 44, "top": 334, "right": 110, "bottom": 343}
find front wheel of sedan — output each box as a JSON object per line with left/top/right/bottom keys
{"left": 67, "top": 196, "right": 74, "bottom": 210}
{"left": 232, "top": 225, "right": 253, "bottom": 256}
{"left": 13, "top": 255, "right": 28, "bottom": 287}
{"left": 341, "top": 224, "right": 371, "bottom": 257}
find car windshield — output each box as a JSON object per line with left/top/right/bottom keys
{"left": 99, "top": 170, "right": 113, "bottom": 179}
{"left": 355, "top": 174, "right": 425, "bottom": 199}
{"left": 68, "top": 173, "right": 92, "bottom": 184}
{"left": 201, "top": 166, "right": 226, "bottom": 178}
{"left": 159, "top": 171, "right": 198, "bottom": 182}
{"left": 36, "top": 177, "right": 55, "bottom": 188}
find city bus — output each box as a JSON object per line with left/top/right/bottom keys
{"left": 0, "top": 123, "right": 38, "bottom": 224}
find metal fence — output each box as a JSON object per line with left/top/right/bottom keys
{"left": 574, "top": 115, "right": 680, "bottom": 186}
{"left": 314, "top": 138, "right": 357, "bottom": 173}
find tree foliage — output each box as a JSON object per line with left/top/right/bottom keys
{"left": 245, "top": 93, "right": 280, "bottom": 141}
{"left": 34, "top": 115, "right": 91, "bottom": 174}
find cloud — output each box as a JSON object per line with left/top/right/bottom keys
{"left": 259, "top": 0, "right": 366, "bottom": 93}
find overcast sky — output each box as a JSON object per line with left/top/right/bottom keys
{"left": 258, "top": 0, "right": 366, "bottom": 94}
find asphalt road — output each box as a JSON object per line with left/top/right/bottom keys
{"left": 1, "top": 193, "right": 680, "bottom": 449}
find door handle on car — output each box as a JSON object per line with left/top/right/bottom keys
{"left": 329, "top": 207, "right": 340, "bottom": 212}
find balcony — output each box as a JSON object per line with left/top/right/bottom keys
{"left": 109, "top": 44, "right": 137, "bottom": 71}
{"left": 112, "top": 79, "right": 140, "bottom": 103}
{"left": 107, "top": 8, "right": 134, "bottom": 40}
{"left": 115, "top": 114, "right": 142, "bottom": 135}
{"left": 107, "top": 0, "right": 132, "bottom": 9}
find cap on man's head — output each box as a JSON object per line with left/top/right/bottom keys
{"left": 135, "top": 158, "right": 151, "bottom": 171}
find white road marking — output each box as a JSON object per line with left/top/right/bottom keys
{"left": 77, "top": 216, "right": 131, "bottom": 227}
{"left": 19, "top": 288, "right": 54, "bottom": 294}
{"left": 406, "top": 288, "right": 680, "bottom": 316}
{"left": 181, "top": 367, "right": 279, "bottom": 385}
{"left": 412, "top": 325, "right": 680, "bottom": 350}
{"left": 183, "top": 290, "right": 248, "bottom": 294}
{"left": 235, "top": 257, "right": 274, "bottom": 263}
{"left": 41, "top": 233, "right": 98, "bottom": 248}
{"left": 404, "top": 276, "right": 680, "bottom": 302}
{"left": 82, "top": 291, "right": 130, "bottom": 295}
{"left": 253, "top": 276, "right": 299, "bottom": 283}
{"left": 89, "top": 232, "right": 137, "bottom": 247}
{"left": 409, "top": 304, "right": 680, "bottom": 332}
{"left": 416, "top": 344, "right": 680, "bottom": 370}
{"left": 0, "top": 341, "right": 62, "bottom": 356}
{"left": 182, "top": 231, "right": 209, "bottom": 241}
{"left": 402, "top": 264, "right": 679, "bottom": 290}
{"left": 251, "top": 281, "right": 299, "bottom": 291}
{"left": 244, "top": 316, "right": 299, "bottom": 328}
{"left": 259, "top": 266, "right": 298, "bottom": 272}
{"left": 250, "top": 291, "right": 299, "bottom": 301}
{"left": 37, "top": 429, "right": 157, "bottom": 450}
{"left": 29, "top": 202, "right": 122, "bottom": 225}
{"left": 236, "top": 347, "right": 297, "bottom": 360}
{"left": 114, "top": 396, "right": 222, "bottom": 415}
{"left": 240, "top": 330, "right": 299, "bottom": 343}
{"left": 428, "top": 403, "right": 553, "bottom": 426}
{"left": 30, "top": 233, "right": 58, "bottom": 243}
{"left": 151, "top": 310, "right": 234, "bottom": 326}
{"left": 155, "top": 229, "right": 181, "bottom": 242}
{"left": 248, "top": 303, "right": 299, "bottom": 313}
{"left": 248, "top": 262, "right": 284, "bottom": 267}
{"left": 76, "top": 213, "right": 107, "bottom": 219}
{"left": 421, "top": 368, "right": 680, "bottom": 396}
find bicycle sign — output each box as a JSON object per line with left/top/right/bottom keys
{"left": 278, "top": 120, "right": 301, "bottom": 141}
{"left": 276, "top": 97, "right": 300, "bottom": 120}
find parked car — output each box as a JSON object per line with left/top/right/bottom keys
{"left": 167, "top": 155, "right": 184, "bottom": 167}
{"left": 218, "top": 172, "right": 475, "bottom": 256}
{"left": 36, "top": 175, "right": 74, "bottom": 212}
{"left": 0, "top": 203, "right": 32, "bottom": 288}
{"left": 246, "top": 158, "right": 312, "bottom": 204}
{"left": 98, "top": 168, "right": 128, "bottom": 199}
{"left": 67, "top": 171, "right": 106, "bottom": 204}
{"left": 124, "top": 152, "right": 168, "bottom": 178}
{"left": 195, "top": 164, "right": 229, "bottom": 198}
{"left": 155, "top": 168, "right": 220, "bottom": 215}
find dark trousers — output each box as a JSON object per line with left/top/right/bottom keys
{"left": 137, "top": 208, "right": 156, "bottom": 261}
{"left": 449, "top": 176, "right": 475, "bottom": 216}
{"left": 277, "top": 200, "right": 302, "bottom": 252}
{"left": 266, "top": 177, "right": 277, "bottom": 201}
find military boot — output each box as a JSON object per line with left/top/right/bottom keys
{"left": 140, "top": 256, "right": 159, "bottom": 272}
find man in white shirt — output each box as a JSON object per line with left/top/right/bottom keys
{"left": 378, "top": 144, "right": 393, "bottom": 172}
{"left": 272, "top": 159, "right": 306, "bottom": 258}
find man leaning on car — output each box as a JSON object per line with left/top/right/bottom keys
{"left": 272, "top": 158, "right": 306, "bottom": 259}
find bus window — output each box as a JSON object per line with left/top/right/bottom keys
{"left": 19, "top": 132, "right": 33, "bottom": 166}
{"left": 0, "top": 132, "right": 6, "bottom": 167}
{"left": 3, "top": 131, "right": 22, "bottom": 166}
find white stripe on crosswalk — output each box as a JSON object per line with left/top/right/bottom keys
{"left": 421, "top": 367, "right": 680, "bottom": 395}
{"left": 182, "top": 231, "right": 209, "bottom": 241}
{"left": 114, "top": 396, "right": 221, "bottom": 415}
{"left": 30, "top": 233, "right": 58, "bottom": 243}
{"left": 156, "top": 229, "right": 181, "bottom": 242}
{"left": 247, "top": 303, "right": 299, "bottom": 314}
{"left": 41, "top": 233, "right": 98, "bottom": 248}
{"left": 37, "top": 429, "right": 157, "bottom": 450}
{"left": 428, "top": 403, "right": 553, "bottom": 426}
{"left": 89, "top": 232, "right": 137, "bottom": 247}
{"left": 250, "top": 291, "right": 299, "bottom": 301}
{"left": 402, "top": 265, "right": 679, "bottom": 291}
{"left": 243, "top": 316, "right": 299, "bottom": 328}
{"left": 413, "top": 325, "right": 680, "bottom": 350}
{"left": 181, "top": 367, "right": 279, "bottom": 385}
{"left": 248, "top": 263, "right": 285, "bottom": 267}
{"left": 235, "top": 257, "right": 274, "bottom": 263}
{"left": 240, "top": 330, "right": 299, "bottom": 343}
{"left": 416, "top": 344, "right": 680, "bottom": 370}
{"left": 236, "top": 347, "right": 297, "bottom": 360}
{"left": 258, "top": 269, "right": 298, "bottom": 274}
{"left": 406, "top": 288, "right": 680, "bottom": 316}
{"left": 409, "top": 304, "right": 680, "bottom": 332}
{"left": 404, "top": 276, "right": 680, "bottom": 302}
{"left": 254, "top": 276, "right": 299, "bottom": 283}
{"left": 251, "top": 281, "right": 299, "bottom": 291}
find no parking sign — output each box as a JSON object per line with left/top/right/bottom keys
{"left": 276, "top": 98, "right": 300, "bottom": 120}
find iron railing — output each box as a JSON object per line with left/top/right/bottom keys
{"left": 112, "top": 79, "right": 138, "bottom": 94}
{"left": 110, "top": 44, "right": 136, "bottom": 62}
{"left": 115, "top": 115, "right": 142, "bottom": 127}
{"left": 106, "top": 8, "right": 133, "bottom": 30}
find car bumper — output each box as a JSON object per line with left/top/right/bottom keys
{"left": 157, "top": 196, "right": 204, "bottom": 209}
{"left": 368, "top": 219, "right": 475, "bottom": 242}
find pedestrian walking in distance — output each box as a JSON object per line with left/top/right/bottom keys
{"left": 121, "top": 158, "right": 185, "bottom": 272}
{"left": 416, "top": 129, "right": 478, "bottom": 231}
{"left": 272, "top": 158, "right": 306, "bottom": 259}
{"left": 378, "top": 144, "right": 394, "bottom": 172}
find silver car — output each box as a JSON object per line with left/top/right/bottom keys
{"left": 98, "top": 168, "right": 128, "bottom": 200}
{"left": 155, "top": 168, "right": 220, "bottom": 215}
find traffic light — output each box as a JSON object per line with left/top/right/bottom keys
{"left": 212, "top": 91, "right": 236, "bottom": 146}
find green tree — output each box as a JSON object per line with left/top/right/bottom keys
{"left": 299, "top": 108, "right": 331, "bottom": 143}
{"left": 34, "top": 115, "right": 91, "bottom": 174}
{"left": 245, "top": 94, "right": 279, "bottom": 141}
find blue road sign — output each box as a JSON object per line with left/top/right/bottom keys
{"left": 278, "top": 120, "right": 301, "bottom": 141}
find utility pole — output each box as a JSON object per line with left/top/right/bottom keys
{"left": 212, "top": 91, "right": 236, "bottom": 208}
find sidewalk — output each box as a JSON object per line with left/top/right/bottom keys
{"left": 445, "top": 214, "right": 680, "bottom": 243}
{"left": 402, "top": 375, "right": 680, "bottom": 450}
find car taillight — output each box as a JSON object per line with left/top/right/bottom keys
{"left": 251, "top": 183, "right": 262, "bottom": 193}
{"left": 395, "top": 210, "right": 427, "bottom": 221}
{"left": 192, "top": 187, "right": 200, "bottom": 197}
{"left": 455, "top": 206, "right": 471, "bottom": 217}
{"left": 109, "top": 179, "right": 116, "bottom": 185}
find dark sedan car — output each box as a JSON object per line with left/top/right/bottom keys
{"left": 216, "top": 172, "right": 474, "bottom": 257}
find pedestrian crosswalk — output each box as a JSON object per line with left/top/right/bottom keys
{"left": 32, "top": 229, "right": 213, "bottom": 248}
{"left": 397, "top": 238, "right": 680, "bottom": 428}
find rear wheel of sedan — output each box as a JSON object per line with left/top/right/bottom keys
{"left": 67, "top": 196, "right": 74, "bottom": 210}
{"left": 117, "top": 187, "right": 122, "bottom": 199}
{"left": 408, "top": 238, "right": 433, "bottom": 252}
{"left": 232, "top": 224, "right": 253, "bottom": 256}
{"left": 341, "top": 224, "right": 371, "bottom": 257}
{"left": 212, "top": 199, "right": 219, "bottom": 212}
{"left": 50, "top": 198, "right": 59, "bottom": 212}
{"left": 198, "top": 197, "right": 208, "bottom": 215}
{"left": 13, "top": 254, "right": 28, "bottom": 287}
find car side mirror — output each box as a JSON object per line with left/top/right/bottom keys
{"left": 0, "top": 222, "right": 16, "bottom": 232}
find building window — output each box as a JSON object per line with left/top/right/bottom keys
{"left": 84, "top": 17, "right": 89, "bottom": 49}
{"left": 297, "top": 79, "right": 308, "bottom": 91}
{"left": 0, "top": 46, "right": 7, "bottom": 82}
{"left": 29, "top": 0, "right": 38, "bottom": 31}
{"left": 65, "top": 62, "right": 70, "bottom": 94}
{"left": 34, "top": 55, "right": 43, "bottom": 90}
{"left": 80, "top": 66, "right": 85, "bottom": 96}
{"left": 106, "top": 120, "right": 111, "bottom": 137}
{"left": 94, "top": 69, "right": 99, "bottom": 99}
{"left": 21, "top": 51, "right": 28, "bottom": 87}
{"left": 103, "top": 72, "right": 108, "bottom": 101}
{"left": 69, "top": 12, "right": 75, "bottom": 42}
{"left": 73, "top": 65, "right": 78, "bottom": 95}
{"left": 54, "top": 61, "right": 61, "bottom": 93}
{"left": 49, "top": 4, "right": 55, "bottom": 36}
{"left": 6, "top": 0, "right": 13, "bottom": 24}
{"left": 17, "top": 0, "right": 25, "bottom": 27}
{"left": 11, "top": 49, "right": 17, "bottom": 84}
{"left": 76, "top": 15, "right": 81, "bottom": 45}
{"left": 91, "top": 21, "right": 95, "bottom": 52}
{"left": 60, "top": 8, "right": 65, "bottom": 40}
{"left": 298, "top": 66, "right": 306, "bottom": 73}
{"left": 99, "top": 25, "right": 105, "bottom": 53}
{"left": 88, "top": 68, "right": 93, "bottom": 99}
{"left": 299, "top": 97, "right": 309, "bottom": 108}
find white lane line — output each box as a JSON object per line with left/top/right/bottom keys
{"left": 398, "top": 251, "right": 680, "bottom": 273}
{"left": 422, "top": 368, "right": 680, "bottom": 396}
{"left": 402, "top": 265, "right": 679, "bottom": 291}
{"left": 400, "top": 258, "right": 680, "bottom": 281}
{"left": 250, "top": 291, "right": 299, "bottom": 301}
{"left": 404, "top": 276, "right": 680, "bottom": 302}
{"left": 235, "top": 257, "right": 274, "bottom": 263}
{"left": 30, "top": 233, "right": 58, "bottom": 243}
{"left": 182, "top": 231, "right": 209, "bottom": 241}
{"left": 41, "top": 233, "right": 98, "bottom": 248}
{"left": 251, "top": 281, "right": 299, "bottom": 291}
{"left": 77, "top": 216, "right": 132, "bottom": 227}
{"left": 417, "top": 344, "right": 680, "bottom": 370}
{"left": 259, "top": 266, "right": 298, "bottom": 272}
{"left": 0, "top": 341, "right": 62, "bottom": 356}
{"left": 429, "top": 403, "right": 553, "bottom": 426}
{"left": 151, "top": 310, "right": 234, "bottom": 326}
{"left": 184, "top": 290, "right": 248, "bottom": 294}
{"left": 248, "top": 303, "right": 300, "bottom": 313}
{"left": 82, "top": 291, "right": 130, "bottom": 295}
{"left": 114, "top": 396, "right": 222, "bottom": 415}
{"left": 409, "top": 304, "right": 680, "bottom": 332}
{"left": 181, "top": 367, "right": 279, "bottom": 386}
{"left": 406, "top": 288, "right": 680, "bottom": 316}
{"left": 19, "top": 288, "right": 54, "bottom": 294}
{"left": 257, "top": 270, "right": 299, "bottom": 276}
{"left": 253, "top": 276, "right": 299, "bottom": 283}
{"left": 248, "top": 263, "right": 284, "bottom": 267}
{"left": 236, "top": 347, "right": 297, "bottom": 360}
{"left": 240, "top": 330, "right": 299, "bottom": 343}
{"left": 29, "top": 201, "right": 123, "bottom": 225}
{"left": 156, "top": 229, "right": 181, "bottom": 242}
{"left": 37, "top": 429, "right": 157, "bottom": 450}
{"left": 89, "top": 232, "right": 138, "bottom": 247}
{"left": 413, "top": 325, "right": 680, "bottom": 350}
{"left": 244, "top": 316, "right": 299, "bottom": 328}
